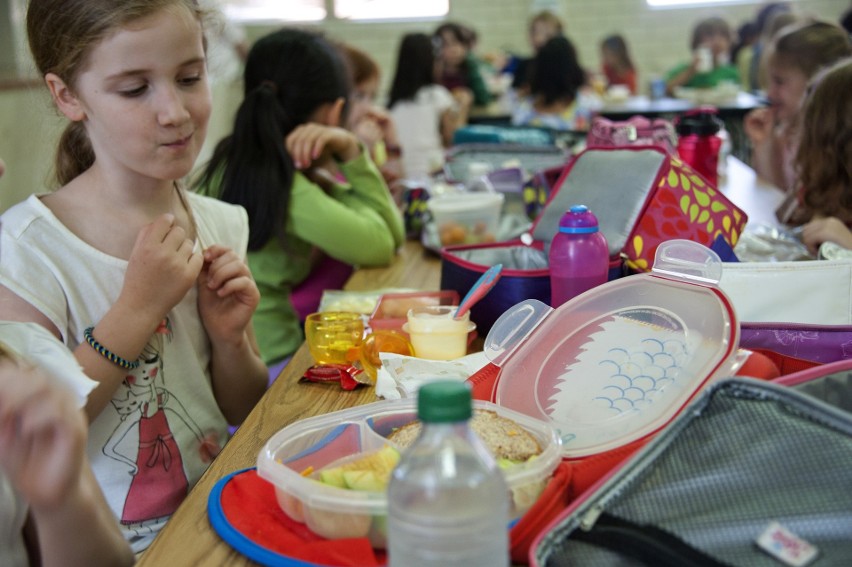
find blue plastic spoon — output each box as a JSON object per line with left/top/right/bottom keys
{"left": 454, "top": 263, "right": 503, "bottom": 320}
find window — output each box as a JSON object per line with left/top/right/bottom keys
{"left": 647, "top": 0, "right": 754, "bottom": 6}
{"left": 334, "top": 0, "right": 448, "bottom": 21}
{"left": 221, "top": 0, "right": 448, "bottom": 23}
{"left": 222, "top": 0, "right": 326, "bottom": 23}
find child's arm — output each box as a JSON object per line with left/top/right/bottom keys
{"left": 0, "top": 360, "right": 133, "bottom": 567}
{"left": 801, "top": 217, "right": 852, "bottom": 253}
{"left": 76, "top": 214, "right": 205, "bottom": 419}
{"left": 441, "top": 89, "right": 471, "bottom": 147}
{"left": 744, "top": 108, "right": 788, "bottom": 190}
{"left": 196, "top": 245, "right": 267, "bottom": 425}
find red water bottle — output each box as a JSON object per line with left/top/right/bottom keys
{"left": 675, "top": 106, "right": 723, "bottom": 187}
{"left": 548, "top": 205, "right": 609, "bottom": 308}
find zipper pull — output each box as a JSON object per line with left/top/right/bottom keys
{"left": 579, "top": 505, "right": 604, "bottom": 532}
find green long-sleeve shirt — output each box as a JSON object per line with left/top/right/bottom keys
{"left": 199, "top": 149, "right": 405, "bottom": 364}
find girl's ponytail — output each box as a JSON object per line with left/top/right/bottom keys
{"left": 55, "top": 121, "right": 95, "bottom": 186}
{"left": 195, "top": 28, "right": 350, "bottom": 251}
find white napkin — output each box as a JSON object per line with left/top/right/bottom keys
{"left": 375, "top": 351, "right": 490, "bottom": 399}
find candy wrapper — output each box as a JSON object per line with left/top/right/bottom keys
{"left": 374, "top": 351, "right": 489, "bottom": 399}
{"left": 300, "top": 364, "right": 365, "bottom": 391}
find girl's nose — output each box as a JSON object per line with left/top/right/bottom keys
{"left": 157, "top": 86, "right": 191, "bottom": 126}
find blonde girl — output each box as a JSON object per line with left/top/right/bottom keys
{"left": 0, "top": 0, "right": 267, "bottom": 551}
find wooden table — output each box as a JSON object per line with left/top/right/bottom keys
{"left": 137, "top": 240, "right": 440, "bottom": 566}
{"left": 136, "top": 159, "right": 779, "bottom": 566}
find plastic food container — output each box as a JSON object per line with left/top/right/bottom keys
{"left": 427, "top": 192, "right": 504, "bottom": 247}
{"left": 257, "top": 399, "right": 562, "bottom": 549}
{"left": 403, "top": 305, "right": 475, "bottom": 360}
{"left": 369, "top": 290, "right": 459, "bottom": 335}
{"left": 482, "top": 240, "right": 740, "bottom": 458}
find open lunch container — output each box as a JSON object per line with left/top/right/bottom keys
{"left": 257, "top": 398, "right": 562, "bottom": 549}
{"left": 480, "top": 240, "right": 741, "bottom": 459}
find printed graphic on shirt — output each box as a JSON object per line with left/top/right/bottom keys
{"left": 102, "top": 319, "right": 216, "bottom": 526}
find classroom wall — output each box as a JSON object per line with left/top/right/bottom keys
{"left": 0, "top": 0, "right": 847, "bottom": 212}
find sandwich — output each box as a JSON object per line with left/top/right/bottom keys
{"left": 387, "top": 409, "right": 542, "bottom": 462}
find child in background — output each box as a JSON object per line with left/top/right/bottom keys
{"left": 0, "top": 324, "right": 134, "bottom": 567}
{"left": 388, "top": 33, "right": 469, "bottom": 180}
{"left": 744, "top": 21, "right": 851, "bottom": 198}
{"left": 665, "top": 16, "right": 739, "bottom": 94}
{"left": 339, "top": 43, "right": 405, "bottom": 186}
{"left": 197, "top": 28, "right": 404, "bottom": 366}
{"left": 792, "top": 58, "right": 852, "bottom": 253}
{"left": 732, "top": 21, "right": 759, "bottom": 91}
{"left": 506, "top": 10, "right": 565, "bottom": 96}
{"left": 434, "top": 22, "right": 493, "bottom": 107}
{"left": 600, "top": 34, "right": 637, "bottom": 94}
{"left": 0, "top": 0, "right": 268, "bottom": 552}
{"left": 511, "top": 35, "right": 594, "bottom": 131}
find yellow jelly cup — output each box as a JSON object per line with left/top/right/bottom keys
{"left": 404, "top": 305, "right": 476, "bottom": 360}
{"left": 304, "top": 312, "right": 364, "bottom": 366}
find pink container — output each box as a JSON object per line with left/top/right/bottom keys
{"left": 369, "top": 290, "right": 459, "bottom": 336}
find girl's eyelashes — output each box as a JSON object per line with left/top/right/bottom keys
{"left": 179, "top": 74, "right": 203, "bottom": 87}
{"left": 119, "top": 84, "right": 148, "bottom": 98}
{"left": 117, "top": 72, "right": 203, "bottom": 97}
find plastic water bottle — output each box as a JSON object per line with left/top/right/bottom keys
{"left": 548, "top": 205, "right": 609, "bottom": 308}
{"left": 675, "top": 107, "right": 723, "bottom": 187}
{"left": 387, "top": 381, "right": 509, "bottom": 567}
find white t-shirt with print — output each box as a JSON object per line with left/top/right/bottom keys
{"left": 390, "top": 84, "right": 456, "bottom": 180}
{"left": 0, "top": 322, "right": 97, "bottom": 567}
{"left": 0, "top": 192, "right": 249, "bottom": 553}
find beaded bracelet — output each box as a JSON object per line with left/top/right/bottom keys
{"left": 83, "top": 327, "right": 140, "bottom": 370}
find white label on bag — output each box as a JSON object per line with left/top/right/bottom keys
{"left": 756, "top": 521, "right": 819, "bottom": 567}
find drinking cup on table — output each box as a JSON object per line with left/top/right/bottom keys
{"left": 694, "top": 47, "right": 713, "bottom": 73}
{"left": 304, "top": 312, "right": 364, "bottom": 365}
{"left": 402, "top": 305, "right": 476, "bottom": 361}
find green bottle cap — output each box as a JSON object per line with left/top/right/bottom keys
{"left": 417, "top": 381, "right": 472, "bottom": 423}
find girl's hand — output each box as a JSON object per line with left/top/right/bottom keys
{"left": 120, "top": 214, "right": 203, "bottom": 326}
{"left": 196, "top": 245, "right": 259, "bottom": 346}
{"left": 364, "top": 107, "right": 398, "bottom": 142}
{"left": 352, "top": 117, "right": 384, "bottom": 149}
{"left": 801, "top": 217, "right": 852, "bottom": 254}
{"left": 744, "top": 107, "right": 775, "bottom": 145}
{"left": 286, "top": 123, "right": 360, "bottom": 169}
{"left": 0, "top": 360, "right": 86, "bottom": 510}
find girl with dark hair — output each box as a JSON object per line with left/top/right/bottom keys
{"left": 511, "top": 35, "right": 594, "bottom": 131}
{"left": 434, "top": 22, "right": 493, "bottom": 107}
{"left": 197, "top": 28, "right": 404, "bottom": 366}
{"left": 388, "top": 33, "right": 468, "bottom": 179}
{"left": 600, "top": 34, "right": 637, "bottom": 94}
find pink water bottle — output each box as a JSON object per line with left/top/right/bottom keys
{"left": 675, "top": 106, "right": 723, "bottom": 187}
{"left": 548, "top": 205, "right": 609, "bottom": 308}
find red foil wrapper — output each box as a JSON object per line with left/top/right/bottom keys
{"left": 301, "top": 364, "right": 364, "bottom": 391}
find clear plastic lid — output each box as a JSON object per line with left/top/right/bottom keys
{"left": 483, "top": 240, "right": 739, "bottom": 458}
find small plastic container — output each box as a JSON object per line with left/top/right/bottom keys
{"left": 427, "top": 192, "right": 504, "bottom": 247}
{"left": 256, "top": 399, "right": 562, "bottom": 549}
{"left": 403, "top": 305, "right": 475, "bottom": 360}
{"left": 369, "top": 290, "right": 459, "bottom": 336}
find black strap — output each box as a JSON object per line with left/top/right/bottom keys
{"left": 570, "top": 513, "right": 732, "bottom": 567}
